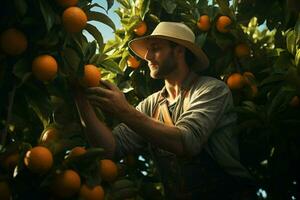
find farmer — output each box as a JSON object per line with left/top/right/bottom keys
{"left": 76, "top": 22, "right": 256, "bottom": 199}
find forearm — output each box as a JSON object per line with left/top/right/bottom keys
{"left": 120, "top": 106, "right": 184, "bottom": 156}
{"left": 75, "top": 95, "right": 116, "bottom": 158}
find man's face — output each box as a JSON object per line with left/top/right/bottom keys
{"left": 144, "top": 39, "right": 178, "bottom": 79}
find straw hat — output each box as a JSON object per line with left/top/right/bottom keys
{"left": 128, "top": 21, "right": 209, "bottom": 71}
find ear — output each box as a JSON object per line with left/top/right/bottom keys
{"left": 175, "top": 45, "right": 186, "bottom": 58}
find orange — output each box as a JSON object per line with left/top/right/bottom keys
{"left": 68, "top": 146, "right": 87, "bottom": 158}
{"left": 235, "top": 43, "right": 250, "bottom": 58}
{"left": 226, "top": 73, "right": 245, "bottom": 90}
{"left": 40, "top": 127, "right": 59, "bottom": 144}
{"left": 134, "top": 21, "right": 147, "bottom": 36}
{"left": 79, "top": 184, "right": 105, "bottom": 200}
{"left": 81, "top": 64, "right": 101, "bottom": 87}
{"left": 0, "top": 181, "right": 11, "bottom": 200}
{"left": 99, "top": 159, "right": 118, "bottom": 182}
{"left": 216, "top": 16, "right": 232, "bottom": 33}
{"left": 243, "top": 71, "right": 255, "bottom": 85}
{"left": 127, "top": 56, "right": 140, "bottom": 69}
{"left": 24, "top": 146, "right": 53, "bottom": 174}
{"left": 2, "top": 152, "right": 19, "bottom": 171}
{"left": 197, "top": 15, "right": 211, "bottom": 32}
{"left": 56, "top": 0, "right": 78, "bottom": 7}
{"left": 32, "top": 55, "right": 58, "bottom": 81}
{"left": 62, "top": 7, "right": 87, "bottom": 33}
{"left": 52, "top": 169, "right": 81, "bottom": 198}
{"left": 290, "top": 96, "right": 300, "bottom": 107}
{"left": 0, "top": 28, "right": 27, "bottom": 55}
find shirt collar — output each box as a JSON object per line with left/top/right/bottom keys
{"left": 159, "top": 71, "right": 198, "bottom": 100}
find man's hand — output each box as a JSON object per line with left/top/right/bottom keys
{"left": 86, "top": 80, "right": 132, "bottom": 118}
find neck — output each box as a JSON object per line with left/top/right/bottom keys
{"left": 164, "top": 64, "right": 190, "bottom": 102}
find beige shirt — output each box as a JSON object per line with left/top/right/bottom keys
{"left": 113, "top": 72, "right": 252, "bottom": 179}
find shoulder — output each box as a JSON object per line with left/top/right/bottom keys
{"left": 135, "top": 90, "right": 162, "bottom": 115}
{"left": 192, "top": 75, "right": 230, "bottom": 94}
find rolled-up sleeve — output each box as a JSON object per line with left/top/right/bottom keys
{"left": 113, "top": 123, "right": 146, "bottom": 159}
{"left": 112, "top": 98, "right": 152, "bottom": 159}
{"left": 176, "top": 81, "right": 232, "bottom": 157}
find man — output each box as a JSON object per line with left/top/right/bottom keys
{"left": 76, "top": 22, "right": 256, "bottom": 199}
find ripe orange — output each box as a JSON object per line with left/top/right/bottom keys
{"left": 62, "top": 7, "right": 87, "bottom": 33}
{"left": 32, "top": 55, "right": 58, "bottom": 81}
{"left": 52, "top": 169, "right": 81, "bottom": 198}
{"left": 235, "top": 43, "right": 250, "bottom": 58}
{"left": 40, "top": 127, "right": 59, "bottom": 144}
{"left": 290, "top": 96, "right": 300, "bottom": 107}
{"left": 0, "top": 181, "right": 11, "bottom": 200}
{"left": 134, "top": 21, "right": 147, "bottom": 36}
{"left": 68, "top": 146, "right": 87, "bottom": 158}
{"left": 2, "top": 152, "right": 19, "bottom": 171}
{"left": 127, "top": 56, "right": 140, "bottom": 69}
{"left": 226, "top": 73, "right": 245, "bottom": 90}
{"left": 56, "top": 0, "right": 78, "bottom": 7}
{"left": 99, "top": 159, "right": 118, "bottom": 182}
{"left": 79, "top": 184, "right": 105, "bottom": 200}
{"left": 197, "top": 15, "right": 211, "bottom": 32}
{"left": 216, "top": 16, "right": 232, "bottom": 33}
{"left": 24, "top": 146, "right": 53, "bottom": 174}
{"left": 0, "top": 28, "right": 27, "bottom": 55}
{"left": 81, "top": 64, "right": 101, "bottom": 87}
{"left": 243, "top": 71, "right": 255, "bottom": 85}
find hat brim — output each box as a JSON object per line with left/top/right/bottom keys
{"left": 128, "top": 35, "right": 209, "bottom": 71}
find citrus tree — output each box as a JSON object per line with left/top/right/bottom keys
{"left": 0, "top": 0, "right": 128, "bottom": 199}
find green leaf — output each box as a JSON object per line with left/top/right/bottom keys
{"left": 195, "top": 33, "right": 207, "bottom": 48}
{"left": 216, "top": 0, "right": 234, "bottom": 19}
{"left": 118, "top": 0, "right": 131, "bottom": 9}
{"left": 14, "top": 0, "right": 27, "bottom": 17}
{"left": 286, "top": 30, "right": 296, "bottom": 55}
{"left": 101, "top": 59, "right": 123, "bottom": 75}
{"left": 162, "top": 0, "right": 177, "bottom": 14}
{"left": 84, "top": 41, "right": 97, "bottom": 61}
{"left": 24, "top": 84, "right": 52, "bottom": 128}
{"left": 63, "top": 47, "right": 81, "bottom": 73}
{"left": 260, "top": 74, "right": 285, "bottom": 86}
{"left": 39, "top": 0, "right": 56, "bottom": 31}
{"left": 13, "top": 57, "right": 30, "bottom": 79}
{"left": 87, "top": 11, "right": 116, "bottom": 31}
{"left": 140, "top": 0, "right": 150, "bottom": 20}
{"left": 85, "top": 23, "right": 104, "bottom": 50}
{"left": 107, "top": 0, "right": 114, "bottom": 10}
{"left": 295, "top": 49, "right": 300, "bottom": 67}
{"left": 295, "top": 14, "right": 300, "bottom": 44}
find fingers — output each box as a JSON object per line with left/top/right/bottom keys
{"left": 100, "top": 80, "right": 118, "bottom": 90}
{"left": 86, "top": 87, "right": 112, "bottom": 97}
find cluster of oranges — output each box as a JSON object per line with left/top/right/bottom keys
{"left": 125, "top": 21, "right": 148, "bottom": 70}
{"left": 197, "top": 15, "right": 232, "bottom": 33}
{"left": 0, "top": 127, "right": 119, "bottom": 200}
{"left": 0, "top": 0, "right": 100, "bottom": 86}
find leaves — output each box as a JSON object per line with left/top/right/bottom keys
{"left": 85, "top": 23, "right": 104, "bottom": 51}
{"left": 140, "top": 0, "right": 150, "bottom": 20}
{"left": 87, "top": 11, "right": 116, "bottom": 31}
{"left": 161, "top": 0, "right": 177, "bottom": 14}
{"left": 101, "top": 59, "right": 123, "bottom": 75}
{"left": 39, "top": 0, "right": 57, "bottom": 31}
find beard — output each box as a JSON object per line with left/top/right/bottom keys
{"left": 149, "top": 50, "right": 177, "bottom": 79}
